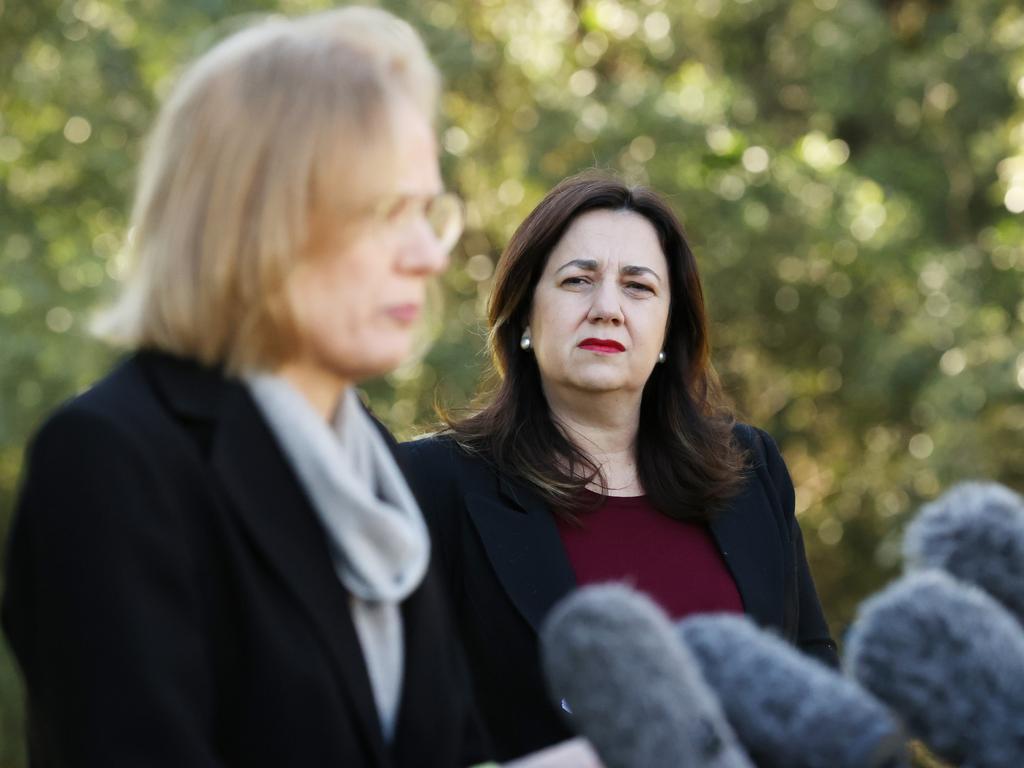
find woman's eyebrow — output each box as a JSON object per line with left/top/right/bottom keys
{"left": 621, "top": 265, "right": 662, "bottom": 283}
{"left": 554, "top": 258, "right": 599, "bottom": 274}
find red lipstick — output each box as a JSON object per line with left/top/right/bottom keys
{"left": 578, "top": 338, "right": 625, "bottom": 354}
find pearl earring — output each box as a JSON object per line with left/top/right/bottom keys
{"left": 657, "top": 350, "right": 666, "bottom": 364}
{"left": 520, "top": 329, "right": 532, "bottom": 350}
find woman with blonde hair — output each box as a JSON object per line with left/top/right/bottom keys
{"left": 2, "top": 8, "right": 487, "bottom": 766}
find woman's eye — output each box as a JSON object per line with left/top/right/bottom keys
{"left": 561, "top": 276, "right": 590, "bottom": 287}
{"left": 386, "top": 200, "right": 412, "bottom": 221}
{"left": 626, "top": 282, "right": 654, "bottom": 294}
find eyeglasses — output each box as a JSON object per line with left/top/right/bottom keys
{"left": 368, "top": 191, "right": 465, "bottom": 252}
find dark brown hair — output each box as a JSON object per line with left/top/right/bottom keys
{"left": 447, "top": 171, "right": 746, "bottom": 522}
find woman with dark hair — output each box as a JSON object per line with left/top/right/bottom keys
{"left": 399, "top": 172, "right": 838, "bottom": 760}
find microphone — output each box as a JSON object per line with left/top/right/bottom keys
{"left": 903, "top": 481, "right": 1024, "bottom": 626}
{"left": 540, "top": 583, "right": 754, "bottom": 768}
{"left": 845, "top": 570, "right": 1024, "bottom": 768}
{"left": 677, "top": 613, "right": 908, "bottom": 768}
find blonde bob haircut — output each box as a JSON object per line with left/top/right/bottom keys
{"left": 95, "top": 6, "right": 440, "bottom": 373}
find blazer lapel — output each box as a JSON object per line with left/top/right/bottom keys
{"left": 143, "top": 353, "right": 388, "bottom": 766}
{"left": 708, "top": 478, "right": 787, "bottom": 631}
{"left": 212, "top": 386, "right": 389, "bottom": 765}
{"left": 464, "top": 474, "right": 576, "bottom": 633}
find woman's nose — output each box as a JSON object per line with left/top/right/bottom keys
{"left": 400, "top": 222, "right": 451, "bottom": 276}
{"left": 587, "top": 279, "right": 624, "bottom": 324}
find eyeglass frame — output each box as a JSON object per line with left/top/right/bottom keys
{"left": 356, "top": 190, "right": 465, "bottom": 253}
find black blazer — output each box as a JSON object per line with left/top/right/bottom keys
{"left": 397, "top": 427, "right": 838, "bottom": 761}
{"left": 2, "top": 351, "right": 489, "bottom": 768}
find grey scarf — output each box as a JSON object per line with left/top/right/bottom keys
{"left": 245, "top": 375, "right": 430, "bottom": 739}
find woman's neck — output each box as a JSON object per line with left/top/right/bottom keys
{"left": 543, "top": 386, "right": 644, "bottom": 496}
{"left": 277, "top": 361, "right": 350, "bottom": 423}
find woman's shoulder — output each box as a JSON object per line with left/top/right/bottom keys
{"left": 32, "top": 355, "right": 158, "bottom": 449}
{"left": 399, "top": 432, "right": 489, "bottom": 477}
{"left": 731, "top": 421, "right": 785, "bottom": 467}
{"left": 29, "top": 351, "right": 214, "bottom": 476}
{"left": 398, "top": 432, "right": 502, "bottom": 502}
{"left": 729, "top": 421, "right": 795, "bottom": 517}
{"left": 15, "top": 357, "right": 199, "bottom": 541}
{"left": 399, "top": 431, "right": 492, "bottom": 462}
{"left": 398, "top": 431, "right": 461, "bottom": 460}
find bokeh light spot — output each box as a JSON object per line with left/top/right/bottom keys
{"left": 642, "top": 11, "right": 670, "bottom": 41}
{"left": 908, "top": 433, "right": 934, "bottom": 460}
{"left": 818, "top": 518, "right": 843, "bottom": 546}
{"left": 1004, "top": 187, "right": 1024, "bottom": 214}
{"left": 0, "top": 136, "right": 23, "bottom": 162}
{"left": 569, "top": 69, "right": 597, "bottom": 97}
{"left": 775, "top": 285, "right": 799, "bottom": 312}
{"left": 443, "top": 127, "right": 469, "bottom": 156}
{"left": 465, "top": 254, "right": 493, "bottom": 282}
{"left": 939, "top": 348, "right": 966, "bottom": 376}
{"left": 0, "top": 288, "right": 23, "bottom": 315}
{"left": 497, "top": 178, "right": 524, "bottom": 206}
{"left": 741, "top": 146, "right": 770, "bottom": 173}
{"left": 45, "top": 306, "right": 73, "bottom": 333}
{"left": 63, "top": 116, "right": 92, "bottom": 144}
{"left": 629, "top": 135, "right": 656, "bottom": 163}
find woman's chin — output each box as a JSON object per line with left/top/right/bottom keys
{"left": 567, "top": 372, "right": 633, "bottom": 394}
{"left": 317, "top": 344, "right": 412, "bottom": 385}
{"left": 362, "top": 352, "right": 412, "bottom": 380}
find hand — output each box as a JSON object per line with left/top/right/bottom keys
{"left": 502, "top": 738, "right": 604, "bottom": 768}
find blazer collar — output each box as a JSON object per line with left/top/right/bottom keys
{"left": 137, "top": 349, "right": 225, "bottom": 421}
{"left": 497, "top": 471, "right": 544, "bottom": 515}
{"left": 140, "top": 351, "right": 391, "bottom": 766}
{"left": 464, "top": 470, "right": 577, "bottom": 633}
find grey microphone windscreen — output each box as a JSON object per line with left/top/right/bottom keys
{"left": 903, "top": 481, "right": 1024, "bottom": 626}
{"left": 678, "top": 613, "right": 907, "bottom": 768}
{"left": 845, "top": 570, "right": 1024, "bottom": 768}
{"left": 540, "top": 584, "right": 754, "bottom": 768}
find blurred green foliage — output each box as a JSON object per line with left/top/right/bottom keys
{"left": 2, "top": 0, "right": 1023, "bottom": 764}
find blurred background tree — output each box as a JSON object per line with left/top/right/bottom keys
{"left": 1, "top": 0, "right": 1022, "bottom": 764}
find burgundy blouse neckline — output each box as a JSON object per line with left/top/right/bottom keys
{"left": 578, "top": 487, "right": 650, "bottom": 506}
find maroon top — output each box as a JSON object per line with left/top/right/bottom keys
{"left": 554, "top": 490, "right": 744, "bottom": 621}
